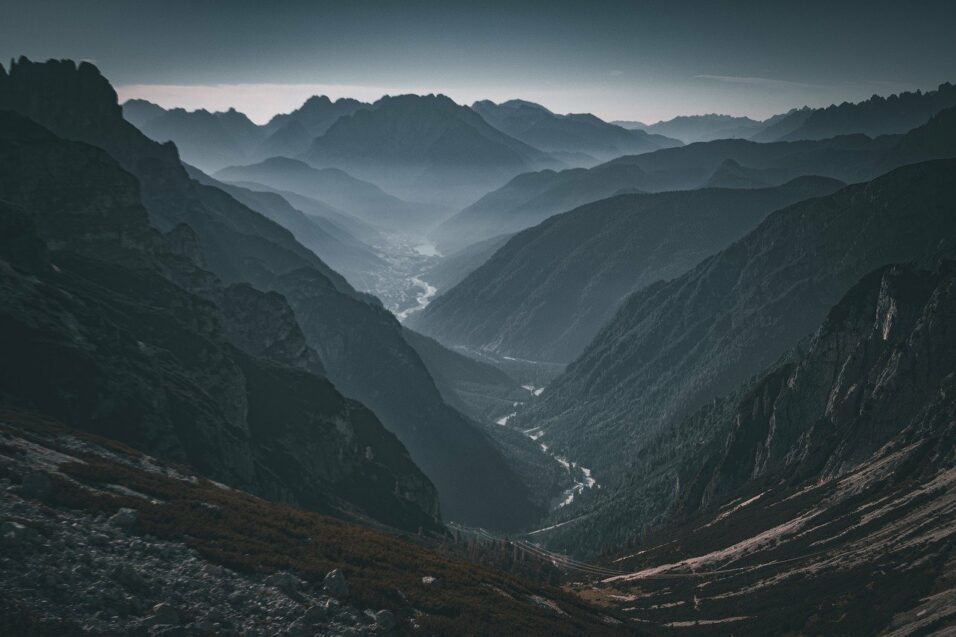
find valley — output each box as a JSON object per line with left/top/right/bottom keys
{"left": 1, "top": 6, "right": 956, "bottom": 631}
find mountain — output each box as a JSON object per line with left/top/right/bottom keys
{"left": 569, "top": 263, "right": 956, "bottom": 633}
{"left": 402, "top": 327, "right": 525, "bottom": 424}
{"left": 516, "top": 159, "right": 956, "bottom": 485}
{"left": 304, "top": 93, "right": 560, "bottom": 207}
{"left": 437, "top": 108, "right": 956, "bottom": 250}
{"left": 121, "top": 100, "right": 264, "bottom": 172}
{"left": 262, "top": 95, "right": 368, "bottom": 137}
{"left": 411, "top": 176, "right": 845, "bottom": 363}
{"left": 256, "top": 95, "right": 368, "bottom": 159}
{"left": 184, "top": 165, "right": 388, "bottom": 291}
{"left": 422, "top": 233, "right": 513, "bottom": 293}
{"left": 473, "top": 99, "right": 681, "bottom": 163}
{"left": 214, "top": 156, "right": 431, "bottom": 230}
{"left": 757, "top": 82, "right": 956, "bottom": 142}
{"left": 0, "top": 110, "right": 439, "bottom": 532}
{"left": 0, "top": 57, "right": 539, "bottom": 529}
{"left": 616, "top": 113, "right": 767, "bottom": 143}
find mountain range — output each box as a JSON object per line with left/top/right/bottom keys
{"left": 614, "top": 113, "right": 769, "bottom": 143}
{"left": 3, "top": 50, "right": 956, "bottom": 636}
{"left": 0, "top": 109, "right": 441, "bottom": 533}
{"left": 516, "top": 158, "right": 956, "bottom": 487}
{"left": 0, "top": 57, "right": 538, "bottom": 530}
{"left": 411, "top": 176, "right": 845, "bottom": 363}
{"left": 473, "top": 99, "right": 681, "bottom": 164}
{"left": 436, "top": 106, "right": 956, "bottom": 250}
{"left": 304, "top": 93, "right": 561, "bottom": 207}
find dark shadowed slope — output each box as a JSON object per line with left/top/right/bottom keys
{"left": 473, "top": 99, "right": 680, "bottom": 164}
{"left": 412, "top": 176, "right": 845, "bottom": 363}
{"left": 304, "top": 93, "right": 560, "bottom": 207}
{"left": 569, "top": 261, "right": 956, "bottom": 635}
{"left": 517, "top": 159, "right": 956, "bottom": 482}
{"left": 0, "top": 57, "right": 539, "bottom": 529}
{"left": 437, "top": 107, "right": 956, "bottom": 250}
{"left": 0, "top": 111, "right": 440, "bottom": 532}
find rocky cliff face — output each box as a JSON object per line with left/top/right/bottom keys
{"left": 0, "top": 110, "right": 441, "bottom": 531}
{"left": 679, "top": 261, "right": 956, "bottom": 513}
{"left": 574, "top": 262, "right": 956, "bottom": 634}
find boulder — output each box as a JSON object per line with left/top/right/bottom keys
{"left": 265, "top": 571, "right": 299, "bottom": 594}
{"left": 148, "top": 602, "right": 181, "bottom": 626}
{"left": 374, "top": 609, "right": 396, "bottom": 631}
{"left": 324, "top": 568, "right": 348, "bottom": 598}
{"left": 108, "top": 508, "right": 138, "bottom": 528}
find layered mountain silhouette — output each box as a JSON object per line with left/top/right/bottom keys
{"left": 614, "top": 113, "right": 768, "bottom": 143}
{"left": 473, "top": 99, "right": 680, "bottom": 165}
{"left": 184, "top": 165, "right": 387, "bottom": 290}
{"left": 761, "top": 82, "right": 956, "bottom": 142}
{"left": 258, "top": 95, "right": 369, "bottom": 157}
{"left": 214, "top": 156, "right": 431, "bottom": 230}
{"left": 411, "top": 176, "right": 845, "bottom": 363}
{"left": 437, "top": 108, "right": 956, "bottom": 250}
{"left": 304, "top": 94, "right": 560, "bottom": 206}
{"left": 517, "top": 159, "right": 956, "bottom": 485}
{"left": 0, "top": 110, "right": 441, "bottom": 532}
{"left": 0, "top": 57, "right": 538, "bottom": 529}
{"left": 122, "top": 100, "right": 264, "bottom": 172}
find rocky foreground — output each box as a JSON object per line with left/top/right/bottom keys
{"left": 1, "top": 424, "right": 400, "bottom": 636}
{"left": 0, "top": 410, "right": 626, "bottom": 636}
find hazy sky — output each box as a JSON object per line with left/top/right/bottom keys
{"left": 3, "top": 1, "right": 955, "bottom": 123}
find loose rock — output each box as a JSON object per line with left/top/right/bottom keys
{"left": 324, "top": 568, "right": 349, "bottom": 598}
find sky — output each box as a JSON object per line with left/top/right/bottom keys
{"left": 3, "top": 0, "right": 955, "bottom": 124}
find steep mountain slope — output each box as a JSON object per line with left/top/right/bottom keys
{"left": 304, "top": 93, "right": 559, "bottom": 206}
{"left": 560, "top": 261, "right": 956, "bottom": 636}
{"left": 616, "top": 113, "right": 767, "bottom": 143}
{"left": 0, "top": 111, "right": 439, "bottom": 532}
{"left": 760, "top": 82, "right": 956, "bottom": 142}
{"left": 121, "top": 100, "right": 263, "bottom": 172}
{"left": 184, "top": 165, "right": 387, "bottom": 291}
{"left": 402, "top": 327, "right": 525, "bottom": 424}
{"left": 473, "top": 99, "right": 680, "bottom": 163}
{"left": 214, "top": 156, "right": 431, "bottom": 230}
{"left": 438, "top": 109, "right": 956, "bottom": 249}
{"left": 412, "top": 177, "right": 845, "bottom": 363}
{"left": 517, "top": 159, "right": 956, "bottom": 482}
{"left": 422, "top": 233, "right": 513, "bottom": 293}
{"left": 0, "top": 57, "right": 538, "bottom": 529}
